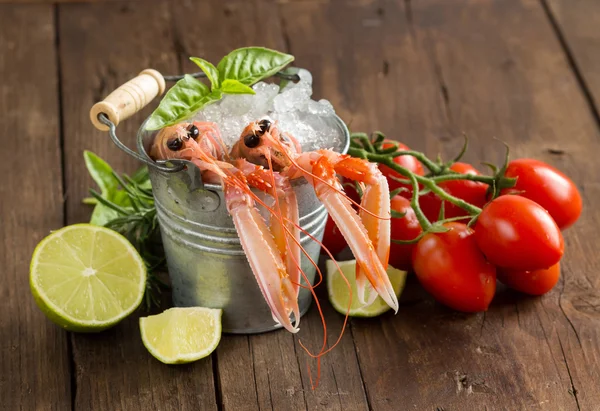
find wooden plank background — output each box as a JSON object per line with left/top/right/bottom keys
{"left": 0, "top": 5, "right": 72, "bottom": 411}
{"left": 1, "top": 0, "right": 599, "bottom": 410}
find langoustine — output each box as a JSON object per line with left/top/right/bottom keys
{"left": 150, "top": 118, "right": 397, "bottom": 331}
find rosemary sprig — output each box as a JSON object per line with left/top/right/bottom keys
{"left": 84, "top": 152, "right": 167, "bottom": 311}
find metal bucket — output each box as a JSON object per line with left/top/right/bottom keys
{"left": 137, "top": 106, "right": 349, "bottom": 334}
{"left": 91, "top": 67, "right": 349, "bottom": 333}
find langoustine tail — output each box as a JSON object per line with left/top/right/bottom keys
{"left": 224, "top": 183, "right": 300, "bottom": 333}
{"left": 233, "top": 159, "right": 302, "bottom": 300}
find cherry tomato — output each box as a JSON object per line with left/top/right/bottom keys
{"left": 418, "top": 163, "right": 488, "bottom": 222}
{"left": 475, "top": 195, "right": 564, "bottom": 271}
{"left": 497, "top": 263, "right": 560, "bottom": 296}
{"left": 378, "top": 141, "right": 424, "bottom": 197}
{"left": 441, "top": 163, "right": 488, "bottom": 218}
{"left": 412, "top": 222, "right": 496, "bottom": 312}
{"left": 389, "top": 196, "right": 423, "bottom": 270}
{"left": 418, "top": 191, "right": 443, "bottom": 223}
{"left": 321, "top": 216, "right": 347, "bottom": 256}
{"left": 502, "top": 159, "right": 582, "bottom": 229}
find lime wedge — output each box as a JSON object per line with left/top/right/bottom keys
{"left": 140, "top": 307, "right": 222, "bottom": 364}
{"left": 326, "top": 260, "right": 407, "bottom": 317}
{"left": 30, "top": 224, "right": 146, "bottom": 332}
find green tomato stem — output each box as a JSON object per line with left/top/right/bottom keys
{"left": 430, "top": 172, "right": 496, "bottom": 185}
{"left": 348, "top": 147, "right": 483, "bottom": 216}
{"left": 390, "top": 150, "right": 442, "bottom": 174}
{"left": 406, "top": 171, "right": 432, "bottom": 231}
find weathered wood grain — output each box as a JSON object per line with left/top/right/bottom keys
{"left": 4, "top": 0, "right": 598, "bottom": 409}
{"left": 409, "top": 1, "right": 600, "bottom": 408}
{"left": 58, "top": 2, "right": 217, "bottom": 410}
{"left": 171, "top": 1, "right": 370, "bottom": 409}
{"left": 282, "top": 0, "right": 600, "bottom": 409}
{"left": 0, "top": 4, "right": 72, "bottom": 411}
{"left": 543, "top": 0, "right": 600, "bottom": 118}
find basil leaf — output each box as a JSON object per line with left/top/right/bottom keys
{"left": 84, "top": 151, "right": 135, "bottom": 225}
{"left": 221, "top": 79, "right": 256, "bottom": 95}
{"left": 145, "top": 75, "right": 211, "bottom": 130}
{"left": 90, "top": 189, "right": 133, "bottom": 226}
{"left": 217, "top": 47, "right": 294, "bottom": 86}
{"left": 190, "top": 57, "right": 220, "bottom": 89}
{"left": 90, "top": 203, "right": 122, "bottom": 226}
{"left": 84, "top": 151, "right": 117, "bottom": 197}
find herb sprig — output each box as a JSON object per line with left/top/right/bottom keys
{"left": 83, "top": 151, "right": 167, "bottom": 310}
{"left": 145, "top": 47, "right": 294, "bottom": 130}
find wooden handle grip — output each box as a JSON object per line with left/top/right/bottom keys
{"left": 90, "top": 69, "right": 166, "bottom": 131}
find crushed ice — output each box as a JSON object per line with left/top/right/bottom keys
{"left": 192, "top": 70, "right": 344, "bottom": 152}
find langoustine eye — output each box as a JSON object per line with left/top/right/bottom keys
{"left": 187, "top": 124, "right": 199, "bottom": 140}
{"left": 167, "top": 137, "right": 183, "bottom": 151}
{"left": 244, "top": 133, "right": 261, "bottom": 148}
{"left": 258, "top": 119, "right": 271, "bottom": 134}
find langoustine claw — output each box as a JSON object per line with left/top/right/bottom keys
{"left": 231, "top": 118, "right": 398, "bottom": 312}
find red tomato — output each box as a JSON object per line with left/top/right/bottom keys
{"left": 419, "top": 192, "right": 443, "bottom": 223}
{"left": 475, "top": 195, "right": 564, "bottom": 271}
{"left": 441, "top": 163, "right": 488, "bottom": 218}
{"left": 378, "top": 141, "right": 425, "bottom": 197}
{"left": 412, "top": 222, "right": 496, "bottom": 312}
{"left": 389, "top": 196, "right": 423, "bottom": 270}
{"left": 321, "top": 216, "right": 347, "bottom": 256}
{"left": 502, "top": 159, "right": 582, "bottom": 229}
{"left": 418, "top": 163, "right": 488, "bottom": 222}
{"left": 497, "top": 263, "right": 560, "bottom": 296}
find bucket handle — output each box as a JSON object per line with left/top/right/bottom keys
{"left": 90, "top": 69, "right": 166, "bottom": 131}
{"left": 89, "top": 68, "right": 301, "bottom": 173}
{"left": 88, "top": 68, "right": 186, "bottom": 173}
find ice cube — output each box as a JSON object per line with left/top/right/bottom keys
{"left": 273, "top": 70, "right": 313, "bottom": 113}
{"left": 190, "top": 69, "right": 342, "bottom": 151}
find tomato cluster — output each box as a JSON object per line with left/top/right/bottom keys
{"left": 327, "top": 137, "right": 582, "bottom": 313}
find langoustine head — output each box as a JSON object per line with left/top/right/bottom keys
{"left": 230, "top": 118, "right": 301, "bottom": 172}
{"left": 149, "top": 121, "right": 226, "bottom": 162}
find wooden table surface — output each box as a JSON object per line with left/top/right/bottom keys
{"left": 2, "top": 0, "right": 600, "bottom": 410}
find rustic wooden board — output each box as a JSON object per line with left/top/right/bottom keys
{"left": 4, "top": 0, "right": 598, "bottom": 409}
{"left": 282, "top": 0, "right": 600, "bottom": 409}
{"left": 543, "top": 0, "right": 600, "bottom": 119}
{"left": 58, "top": 2, "right": 217, "bottom": 410}
{"left": 0, "top": 4, "right": 72, "bottom": 411}
{"left": 408, "top": 1, "right": 600, "bottom": 408}
{"left": 170, "top": 1, "right": 370, "bottom": 409}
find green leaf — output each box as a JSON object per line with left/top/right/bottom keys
{"left": 190, "top": 57, "right": 220, "bottom": 89}
{"left": 220, "top": 79, "right": 256, "bottom": 95}
{"left": 84, "top": 151, "right": 138, "bottom": 226}
{"left": 82, "top": 197, "right": 97, "bottom": 205}
{"left": 89, "top": 190, "right": 132, "bottom": 226}
{"left": 131, "top": 166, "right": 150, "bottom": 184}
{"left": 90, "top": 203, "right": 122, "bottom": 226}
{"left": 146, "top": 75, "right": 217, "bottom": 130}
{"left": 84, "top": 151, "right": 117, "bottom": 197}
{"left": 217, "top": 47, "right": 294, "bottom": 86}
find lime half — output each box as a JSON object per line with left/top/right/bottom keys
{"left": 326, "top": 260, "right": 407, "bottom": 317}
{"left": 30, "top": 224, "right": 146, "bottom": 332}
{"left": 140, "top": 307, "right": 222, "bottom": 364}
